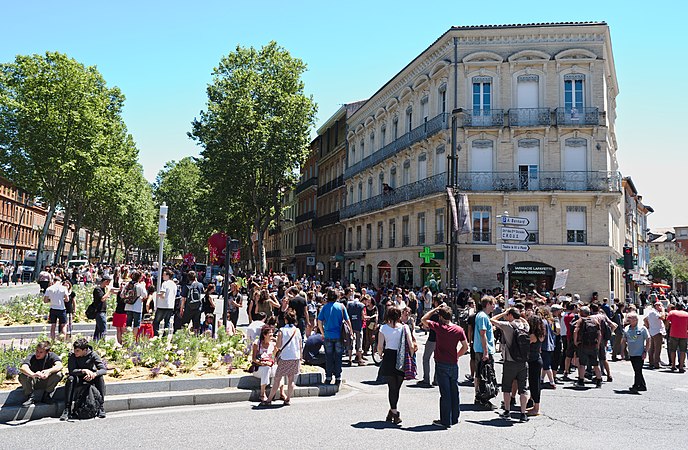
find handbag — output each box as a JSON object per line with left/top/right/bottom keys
{"left": 275, "top": 328, "right": 297, "bottom": 360}
{"left": 395, "top": 326, "right": 406, "bottom": 372}
{"left": 403, "top": 348, "right": 417, "bottom": 380}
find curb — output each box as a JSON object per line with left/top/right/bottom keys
{"left": 0, "top": 369, "right": 337, "bottom": 423}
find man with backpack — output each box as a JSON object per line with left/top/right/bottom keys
{"left": 573, "top": 306, "right": 604, "bottom": 388}
{"left": 180, "top": 271, "right": 204, "bottom": 333}
{"left": 60, "top": 338, "right": 107, "bottom": 421}
{"left": 491, "top": 307, "right": 531, "bottom": 422}
{"left": 473, "top": 296, "right": 497, "bottom": 409}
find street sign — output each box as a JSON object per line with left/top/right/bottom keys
{"left": 501, "top": 243, "right": 530, "bottom": 252}
{"left": 306, "top": 256, "right": 316, "bottom": 266}
{"left": 501, "top": 227, "right": 530, "bottom": 241}
{"left": 419, "top": 247, "right": 435, "bottom": 264}
{"left": 501, "top": 216, "right": 529, "bottom": 227}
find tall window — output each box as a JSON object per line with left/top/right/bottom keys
{"left": 349, "top": 186, "right": 353, "bottom": 205}
{"left": 421, "top": 97, "right": 429, "bottom": 123}
{"left": 370, "top": 132, "right": 375, "bottom": 152}
{"left": 367, "top": 177, "right": 373, "bottom": 199}
{"left": 518, "top": 206, "right": 539, "bottom": 243}
{"left": 365, "top": 224, "right": 372, "bottom": 250}
{"left": 566, "top": 206, "right": 587, "bottom": 244}
{"left": 377, "top": 221, "right": 384, "bottom": 249}
{"left": 564, "top": 75, "right": 585, "bottom": 110}
{"left": 439, "top": 86, "right": 447, "bottom": 114}
{"left": 417, "top": 212, "right": 426, "bottom": 245}
{"left": 360, "top": 140, "right": 365, "bottom": 160}
{"left": 406, "top": 107, "right": 413, "bottom": 132}
{"left": 347, "top": 227, "right": 352, "bottom": 251}
{"left": 472, "top": 206, "right": 491, "bottom": 243}
{"left": 392, "top": 118, "right": 398, "bottom": 139}
{"left": 402, "top": 216, "right": 410, "bottom": 246}
{"left": 350, "top": 145, "right": 356, "bottom": 166}
{"left": 389, "top": 167, "right": 397, "bottom": 188}
{"left": 381, "top": 125, "right": 386, "bottom": 147}
{"left": 357, "top": 182, "right": 363, "bottom": 202}
{"left": 435, "top": 208, "right": 445, "bottom": 244}
{"left": 472, "top": 76, "right": 492, "bottom": 113}
{"left": 402, "top": 160, "right": 411, "bottom": 185}
{"left": 434, "top": 145, "right": 446, "bottom": 175}
{"left": 389, "top": 219, "right": 396, "bottom": 247}
{"left": 418, "top": 153, "right": 427, "bottom": 180}
{"left": 356, "top": 226, "right": 362, "bottom": 250}
{"left": 378, "top": 172, "right": 385, "bottom": 195}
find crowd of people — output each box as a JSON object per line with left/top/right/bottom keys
{"left": 21, "top": 264, "right": 688, "bottom": 426}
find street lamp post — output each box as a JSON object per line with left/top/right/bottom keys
{"left": 157, "top": 203, "right": 168, "bottom": 292}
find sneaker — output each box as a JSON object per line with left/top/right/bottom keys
{"left": 417, "top": 380, "right": 432, "bottom": 388}
{"left": 21, "top": 396, "right": 35, "bottom": 407}
{"left": 520, "top": 413, "right": 529, "bottom": 423}
{"left": 670, "top": 366, "right": 676, "bottom": 372}
{"left": 628, "top": 386, "right": 639, "bottom": 394}
{"left": 575, "top": 379, "right": 585, "bottom": 387}
{"left": 465, "top": 374, "right": 474, "bottom": 382}
{"left": 499, "top": 409, "right": 511, "bottom": 420}
{"left": 432, "top": 419, "right": 449, "bottom": 429}
{"left": 59, "top": 409, "right": 69, "bottom": 421}
{"left": 595, "top": 378, "right": 602, "bottom": 388}
{"left": 97, "top": 408, "right": 106, "bottom": 419}
{"left": 324, "top": 378, "right": 332, "bottom": 384}
{"left": 637, "top": 386, "right": 647, "bottom": 391}
{"left": 562, "top": 375, "right": 572, "bottom": 382}
{"left": 606, "top": 376, "right": 613, "bottom": 382}
{"left": 334, "top": 379, "right": 342, "bottom": 385}
{"left": 679, "top": 368, "right": 686, "bottom": 374}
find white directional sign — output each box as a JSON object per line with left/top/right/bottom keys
{"left": 501, "top": 216, "right": 530, "bottom": 227}
{"left": 501, "top": 227, "right": 530, "bottom": 241}
{"left": 501, "top": 243, "right": 530, "bottom": 252}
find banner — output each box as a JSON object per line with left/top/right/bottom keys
{"left": 458, "top": 193, "right": 472, "bottom": 235}
{"left": 446, "top": 188, "right": 459, "bottom": 231}
{"left": 553, "top": 269, "right": 569, "bottom": 290}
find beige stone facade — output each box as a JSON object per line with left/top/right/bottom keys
{"left": 341, "top": 22, "right": 634, "bottom": 299}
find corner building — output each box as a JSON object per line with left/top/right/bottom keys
{"left": 342, "top": 22, "right": 626, "bottom": 299}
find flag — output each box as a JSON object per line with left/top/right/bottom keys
{"left": 446, "top": 187, "right": 459, "bottom": 232}
{"left": 458, "top": 193, "right": 472, "bottom": 235}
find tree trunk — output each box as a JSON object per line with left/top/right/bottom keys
{"left": 34, "top": 202, "right": 57, "bottom": 280}
{"left": 112, "top": 240, "right": 118, "bottom": 264}
{"left": 54, "top": 205, "right": 72, "bottom": 264}
{"left": 87, "top": 231, "right": 93, "bottom": 259}
{"left": 71, "top": 212, "right": 84, "bottom": 259}
{"left": 94, "top": 226, "right": 103, "bottom": 259}
{"left": 106, "top": 235, "right": 113, "bottom": 264}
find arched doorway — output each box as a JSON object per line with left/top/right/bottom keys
{"left": 378, "top": 261, "right": 391, "bottom": 287}
{"left": 397, "top": 260, "right": 413, "bottom": 288}
{"left": 421, "top": 260, "right": 442, "bottom": 292}
{"left": 508, "top": 261, "right": 555, "bottom": 293}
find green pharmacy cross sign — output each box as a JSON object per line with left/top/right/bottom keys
{"left": 419, "top": 247, "right": 435, "bottom": 264}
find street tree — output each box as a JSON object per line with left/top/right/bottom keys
{"left": 189, "top": 41, "right": 317, "bottom": 272}
{"left": 649, "top": 255, "right": 674, "bottom": 284}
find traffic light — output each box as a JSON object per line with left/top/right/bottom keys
{"left": 623, "top": 245, "right": 633, "bottom": 270}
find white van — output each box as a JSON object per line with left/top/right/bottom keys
{"left": 67, "top": 259, "right": 89, "bottom": 269}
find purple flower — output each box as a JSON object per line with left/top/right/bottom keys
{"left": 173, "top": 359, "right": 182, "bottom": 368}
{"left": 131, "top": 356, "right": 141, "bottom": 365}
{"left": 222, "top": 354, "right": 233, "bottom": 365}
{"left": 5, "top": 365, "right": 19, "bottom": 378}
{"left": 150, "top": 367, "right": 161, "bottom": 376}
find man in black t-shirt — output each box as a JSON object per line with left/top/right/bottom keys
{"left": 180, "top": 271, "right": 204, "bottom": 333}
{"left": 287, "top": 288, "right": 308, "bottom": 337}
{"left": 92, "top": 274, "right": 113, "bottom": 341}
{"left": 19, "top": 341, "right": 63, "bottom": 406}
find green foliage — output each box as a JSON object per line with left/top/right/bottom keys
{"left": 189, "top": 41, "right": 317, "bottom": 270}
{"left": 649, "top": 255, "right": 674, "bottom": 283}
{"left": 653, "top": 249, "right": 688, "bottom": 282}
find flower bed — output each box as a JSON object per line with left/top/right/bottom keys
{"left": 0, "top": 328, "right": 254, "bottom": 389}
{"left": 0, "top": 287, "right": 116, "bottom": 326}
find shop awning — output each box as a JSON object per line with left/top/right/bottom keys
{"left": 651, "top": 283, "right": 671, "bottom": 289}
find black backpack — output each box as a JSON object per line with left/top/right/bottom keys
{"left": 187, "top": 283, "right": 202, "bottom": 305}
{"left": 509, "top": 324, "right": 531, "bottom": 363}
{"left": 122, "top": 281, "right": 137, "bottom": 305}
{"left": 476, "top": 359, "right": 499, "bottom": 401}
{"left": 580, "top": 317, "right": 600, "bottom": 347}
{"left": 71, "top": 383, "right": 103, "bottom": 420}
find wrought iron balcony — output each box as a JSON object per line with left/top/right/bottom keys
{"left": 341, "top": 173, "right": 445, "bottom": 219}
{"left": 294, "top": 243, "right": 315, "bottom": 254}
{"left": 555, "top": 107, "right": 599, "bottom": 126}
{"left": 313, "top": 211, "right": 340, "bottom": 229}
{"left": 526, "top": 231, "right": 539, "bottom": 243}
{"left": 456, "top": 171, "right": 621, "bottom": 192}
{"left": 317, "top": 175, "right": 344, "bottom": 197}
{"left": 418, "top": 233, "right": 426, "bottom": 245}
{"left": 567, "top": 230, "right": 587, "bottom": 244}
{"left": 366, "top": 239, "right": 371, "bottom": 250}
{"left": 295, "top": 177, "right": 318, "bottom": 196}
{"left": 377, "top": 239, "right": 383, "bottom": 249}
{"left": 266, "top": 249, "right": 281, "bottom": 258}
{"left": 435, "top": 232, "right": 445, "bottom": 244}
{"left": 462, "top": 109, "right": 505, "bottom": 127}
{"left": 508, "top": 108, "right": 551, "bottom": 127}
{"left": 295, "top": 211, "right": 315, "bottom": 224}
{"left": 344, "top": 113, "right": 449, "bottom": 179}
{"left": 389, "top": 237, "right": 396, "bottom": 248}
{"left": 472, "top": 231, "right": 491, "bottom": 243}
{"left": 402, "top": 235, "right": 410, "bottom": 247}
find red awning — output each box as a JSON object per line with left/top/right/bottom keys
{"left": 651, "top": 283, "right": 671, "bottom": 289}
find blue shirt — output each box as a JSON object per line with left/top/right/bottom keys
{"left": 623, "top": 325, "right": 649, "bottom": 357}
{"left": 473, "top": 311, "right": 495, "bottom": 355}
{"left": 318, "top": 302, "right": 349, "bottom": 339}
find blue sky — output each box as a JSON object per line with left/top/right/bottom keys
{"left": 2, "top": 0, "right": 685, "bottom": 227}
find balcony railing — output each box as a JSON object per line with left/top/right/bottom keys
{"left": 295, "top": 211, "right": 315, "bottom": 224}
{"left": 317, "top": 175, "right": 344, "bottom": 197}
{"left": 472, "top": 231, "right": 491, "bottom": 243}
{"left": 508, "top": 108, "right": 551, "bottom": 127}
{"left": 344, "top": 113, "right": 449, "bottom": 179}
{"left": 527, "top": 231, "right": 539, "bottom": 243}
{"left": 294, "top": 177, "right": 318, "bottom": 196}
{"left": 456, "top": 171, "right": 621, "bottom": 192}
{"left": 295, "top": 243, "right": 315, "bottom": 254}
{"left": 266, "top": 249, "right": 281, "bottom": 258}
{"left": 567, "top": 230, "right": 587, "bottom": 245}
{"left": 555, "top": 107, "right": 599, "bottom": 126}
{"left": 341, "top": 173, "right": 445, "bottom": 219}
{"left": 377, "top": 239, "right": 383, "bottom": 249}
{"left": 402, "top": 235, "right": 410, "bottom": 247}
{"left": 366, "top": 239, "right": 371, "bottom": 250}
{"left": 462, "top": 109, "right": 505, "bottom": 127}
{"left": 435, "top": 232, "right": 445, "bottom": 244}
{"left": 418, "top": 233, "right": 426, "bottom": 245}
{"left": 389, "top": 238, "right": 396, "bottom": 248}
{"left": 313, "top": 211, "right": 340, "bottom": 229}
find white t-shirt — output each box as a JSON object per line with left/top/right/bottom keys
{"left": 646, "top": 309, "right": 666, "bottom": 336}
{"left": 125, "top": 282, "right": 148, "bottom": 314}
{"left": 380, "top": 323, "right": 409, "bottom": 350}
{"left": 246, "top": 320, "right": 265, "bottom": 345}
{"left": 157, "top": 280, "right": 177, "bottom": 309}
{"left": 560, "top": 315, "right": 568, "bottom": 336}
{"left": 277, "top": 325, "right": 302, "bottom": 361}
{"left": 45, "top": 283, "right": 68, "bottom": 310}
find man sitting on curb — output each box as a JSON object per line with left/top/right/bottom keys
{"left": 19, "top": 341, "right": 63, "bottom": 406}
{"left": 60, "top": 338, "right": 108, "bottom": 420}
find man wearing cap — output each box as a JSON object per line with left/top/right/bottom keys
{"left": 92, "top": 274, "right": 114, "bottom": 341}
{"left": 644, "top": 301, "right": 666, "bottom": 369}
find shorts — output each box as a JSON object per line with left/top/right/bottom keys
{"left": 112, "top": 312, "right": 127, "bottom": 328}
{"left": 566, "top": 341, "right": 577, "bottom": 358}
{"left": 578, "top": 347, "right": 599, "bottom": 366}
{"left": 49, "top": 308, "right": 67, "bottom": 326}
{"left": 502, "top": 361, "right": 528, "bottom": 394}
{"left": 353, "top": 330, "right": 363, "bottom": 352}
{"left": 668, "top": 336, "right": 688, "bottom": 353}
{"left": 126, "top": 310, "right": 142, "bottom": 328}
{"left": 598, "top": 344, "right": 607, "bottom": 362}
{"left": 473, "top": 351, "right": 493, "bottom": 364}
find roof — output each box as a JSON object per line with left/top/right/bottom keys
{"left": 317, "top": 100, "right": 367, "bottom": 135}
{"left": 451, "top": 21, "right": 607, "bottom": 31}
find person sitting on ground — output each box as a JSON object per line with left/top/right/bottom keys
{"left": 60, "top": 338, "right": 108, "bottom": 420}
{"left": 19, "top": 341, "right": 64, "bottom": 406}
{"left": 303, "top": 329, "right": 325, "bottom": 366}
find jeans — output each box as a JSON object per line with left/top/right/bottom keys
{"left": 630, "top": 356, "right": 646, "bottom": 388}
{"left": 435, "top": 362, "right": 460, "bottom": 426}
{"left": 93, "top": 312, "right": 107, "bottom": 341}
{"left": 324, "top": 338, "right": 343, "bottom": 380}
{"left": 422, "top": 341, "right": 436, "bottom": 383}
{"left": 649, "top": 333, "right": 663, "bottom": 367}
{"left": 153, "top": 308, "right": 174, "bottom": 336}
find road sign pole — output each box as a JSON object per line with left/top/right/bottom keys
{"left": 503, "top": 211, "right": 509, "bottom": 298}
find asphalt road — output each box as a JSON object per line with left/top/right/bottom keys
{"left": 0, "top": 283, "right": 40, "bottom": 304}
{"left": 2, "top": 323, "right": 687, "bottom": 449}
